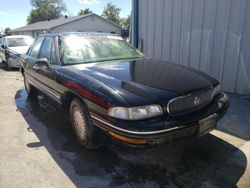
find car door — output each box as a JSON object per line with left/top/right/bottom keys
{"left": 24, "top": 36, "right": 45, "bottom": 82}
{"left": 0, "top": 37, "right": 3, "bottom": 61}
{"left": 33, "top": 36, "right": 61, "bottom": 103}
{"left": 0, "top": 38, "right": 6, "bottom": 62}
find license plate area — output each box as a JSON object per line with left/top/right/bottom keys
{"left": 198, "top": 113, "right": 217, "bottom": 137}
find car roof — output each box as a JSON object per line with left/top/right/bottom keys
{"left": 39, "top": 32, "right": 121, "bottom": 38}
{"left": 5, "top": 35, "right": 33, "bottom": 39}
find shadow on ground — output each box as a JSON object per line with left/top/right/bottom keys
{"left": 218, "top": 94, "right": 250, "bottom": 140}
{"left": 15, "top": 89, "right": 247, "bottom": 187}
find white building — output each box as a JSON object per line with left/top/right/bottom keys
{"left": 10, "top": 13, "right": 124, "bottom": 38}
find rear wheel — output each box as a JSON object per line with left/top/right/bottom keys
{"left": 70, "top": 98, "right": 99, "bottom": 149}
{"left": 24, "top": 73, "right": 36, "bottom": 96}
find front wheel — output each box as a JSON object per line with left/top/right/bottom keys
{"left": 70, "top": 98, "right": 100, "bottom": 149}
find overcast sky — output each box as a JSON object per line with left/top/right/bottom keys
{"left": 0, "top": 0, "right": 131, "bottom": 31}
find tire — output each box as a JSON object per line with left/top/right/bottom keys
{"left": 70, "top": 98, "right": 99, "bottom": 149}
{"left": 6, "top": 59, "right": 11, "bottom": 70}
{"left": 24, "top": 73, "right": 36, "bottom": 96}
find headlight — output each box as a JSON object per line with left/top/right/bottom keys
{"left": 108, "top": 104, "right": 163, "bottom": 120}
{"left": 213, "top": 84, "right": 221, "bottom": 97}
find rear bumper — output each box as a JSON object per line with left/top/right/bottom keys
{"left": 91, "top": 92, "right": 229, "bottom": 148}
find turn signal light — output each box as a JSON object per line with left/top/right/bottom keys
{"left": 108, "top": 131, "right": 147, "bottom": 145}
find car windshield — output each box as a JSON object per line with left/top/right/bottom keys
{"left": 59, "top": 35, "right": 145, "bottom": 65}
{"left": 7, "top": 37, "right": 34, "bottom": 47}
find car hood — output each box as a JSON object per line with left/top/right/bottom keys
{"left": 69, "top": 59, "right": 218, "bottom": 105}
{"left": 8, "top": 46, "right": 29, "bottom": 55}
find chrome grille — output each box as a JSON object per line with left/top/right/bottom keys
{"left": 167, "top": 89, "right": 214, "bottom": 116}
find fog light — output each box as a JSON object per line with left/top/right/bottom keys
{"left": 218, "top": 92, "right": 229, "bottom": 108}
{"left": 218, "top": 101, "right": 223, "bottom": 108}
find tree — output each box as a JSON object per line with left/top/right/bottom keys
{"left": 27, "top": 0, "right": 67, "bottom": 24}
{"left": 4, "top": 27, "right": 11, "bottom": 34}
{"left": 120, "top": 15, "right": 130, "bottom": 29}
{"left": 78, "top": 8, "right": 92, "bottom": 16}
{"left": 101, "top": 3, "right": 121, "bottom": 25}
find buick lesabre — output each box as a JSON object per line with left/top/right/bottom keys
{"left": 20, "top": 32, "right": 229, "bottom": 149}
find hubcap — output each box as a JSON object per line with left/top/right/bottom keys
{"left": 72, "top": 106, "right": 87, "bottom": 142}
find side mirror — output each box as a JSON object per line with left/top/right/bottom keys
{"left": 1, "top": 44, "right": 5, "bottom": 49}
{"left": 36, "top": 58, "right": 49, "bottom": 70}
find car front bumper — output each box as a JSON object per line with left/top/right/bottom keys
{"left": 91, "top": 92, "right": 230, "bottom": 148}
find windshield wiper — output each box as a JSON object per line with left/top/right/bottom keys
{"left": 63, "top": 56, "right": 145, "bottom": 66}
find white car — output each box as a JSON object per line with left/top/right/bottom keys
{"left": 0, "top": 35, "right": 34, "bottom": 69}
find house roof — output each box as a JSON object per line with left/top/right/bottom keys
{"left": 10, "top": 13, "right": 124, "bottom": 32}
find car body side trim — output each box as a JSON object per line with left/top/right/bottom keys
{"left": 90, "top": 114, "right": 183, "bottom": 135}
{"left": 26, "top": 73, "right": 61, "bottom": 103}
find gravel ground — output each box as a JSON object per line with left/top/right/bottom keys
{"left": 0, "top": 62, "right": 249, "bottom": 188}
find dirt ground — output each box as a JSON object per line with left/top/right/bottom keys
{"left": 0, "top": 62, "right": 249, "bottom": 188}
